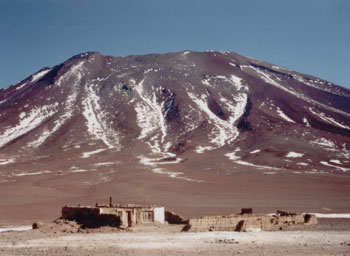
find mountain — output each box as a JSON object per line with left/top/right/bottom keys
{"left": 1, "top": 50, "right": 349, "bottom": 175}
{"left": 1, "top": 50, "right": 350, "bottom": 222}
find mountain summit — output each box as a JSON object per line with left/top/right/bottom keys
{"left": 0, "top": 50, "right": 350, "bottom": 179}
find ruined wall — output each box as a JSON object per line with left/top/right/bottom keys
{"left": 183, "top": 213, "right": 318, "bottom": 232}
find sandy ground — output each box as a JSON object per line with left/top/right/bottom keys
{"left": 0, "top": 229, "right": 350, "bottom": 256}
{"left": 1, "top": 167, "right": 350, "bottom": 226}
{"left": 0, "top": 219, "right": 350, "bottom": 256}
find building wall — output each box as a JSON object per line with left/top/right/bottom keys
{"left": 154, "top": 207, "right": 165, "bottom": 224}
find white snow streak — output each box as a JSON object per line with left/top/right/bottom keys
{"left": 276, "top": 107, "right": 295, "bottom": 123}
{"left": 245, "top": 66, "right": 350, "bottom": 118}
{"left": 320, "top": 161, "right": 350, "bottom": 172}
{"left": 229, "top": 62, "right": 237, "bottom": 67}
{"left": 152, "top": 168, "right": 201, "bottom": 182}
{"left": 330, "top": 159, "right": 342, "bottom": 164}
{"left": 138, "top": 155, "right": 182, "bottom": 167}
{"left": 12, "top": 171, "right": 51, "bottom": 177}
{"left": 81, "top": 149, "right": 106, "bottom": 158}
{"left": 132, "top": 78, "right": 181, "bottom": 166}
{"left": 310, "top": 138, "right": 336, "bottom": 150}
{"left": 296, "top": 162, "right": 309, "bottom": 166}
{"left": 30, "top": 69, "right": 51, "bottom": 83}
{"left": 309, "top": 108, "right": 350, "bottom": 130}
{"left": 28, "top": 62, "right": 84, "bottom": 148}
{"left": 0, "top": 158, "right": 15, "bottom": 165}
{"left": 15, "top": 82, "right": 28, "bottom": 91}
{"left": 82, "top": 84, "right": 120, "bottom": 149}
{"left": 134, "top": 79, "right": 167, "bottom": 145}
{"left": 235, "top": 160, "right": 281, "bottom": 171}
{"left": 12, "top": 68, "right": 49, "bottom": 91}
{"left": 0, "top": 104, "right": 58, "bottom": 148}
{"left": 188, "top": 90, "right": 247, "bottom": 148}
{"left": 94, "top": 162, "right": 117, "bottom": 167}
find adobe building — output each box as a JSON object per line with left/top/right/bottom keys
{"left": 61, "top": 197, "right": 164, "bottom": 228}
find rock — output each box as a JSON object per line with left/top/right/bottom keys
{"left": 32, "top": 221, "right": 44, "bottom": 229}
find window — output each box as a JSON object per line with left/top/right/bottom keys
{"left": 141, "top": 211, "right": 154, "bottom": 223}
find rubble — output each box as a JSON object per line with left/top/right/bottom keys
{"left": 165, "top": 211, "right": 188, "bottom": 224}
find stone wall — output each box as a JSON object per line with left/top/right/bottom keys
{"left": 183, "top": 212, "right": 318, "bottom": 232}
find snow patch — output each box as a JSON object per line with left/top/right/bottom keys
{"left": 330, "top": 159, "right": 341, "bottom": 164}
{"left": 235, "top": 160, "right": 281, "bottom": 170}
{"left": 296, "top": 162, "right": 309, "bottom": 166}
{"left": 229, "top": 62, "right": 237, "bottom": 67}
{"left": 70, "top": 169, "right": 89, "bottom": 173}
{"left": 225, "top": 148, "right": 241, "bottom": 160}
{"left": 303, "top": 117, "right": 311, "bottom": 127}
{"left": 94, "top": 162, "right": 118, "bottom": 167}
{"left": 320, "top": 161, "right": 350, "bottom": 172}
{"left": 0, "top": 104, "right": 58, "bottom": 148}
{"left": 195, "top": 146, "right": 215, "bottom": 154}
{"left": 250, "top": 149, "right": 261, "bottom": 154}
{"left": 246, "top": 66, "right": 350, "bottom": 118}
{"left": 276, "top": 107, "right": 295, "bottom": 123}
{"left": 286, "top": 152, "right": 304, "bottom": 158}
{"left": 12, "top": 171, "right": 51, "bottom": 177}
{"left": 310, "top": 138, "right": 336, "bottom": 150}
{"left": 30, "top": 69, "right": 51, "bottom": 83}
{"left": 82, "top": 84, "right": 121, "bottom": 149}
{"left": 0, "top": 226, "right": 32, "bottom": 233}
{"left": 203, "top": 75, "right": 245, "bottom": 91}
{"left": 263, "top": 172, "right": 276, "bottom": 175}
{"left": 138, "top": 155, "right": 182, "bottom": 167}
{"left": 188, "top": 89, "right": 247, "bottom": 148}
{"left": 309, "top": 108, "right": 350, "bottom": 130}
{"left": 152, "top": 168, "right": 202, "bottom": 182}
{"left": 0, "top": 158, "right": 15, "bottom": 165}
{"left": 28, "top": 62, "right": 84, "bottom": 148}
{"left": 15, "top": 82, "right": 28, "bottom": 91}
{"left": 81, "top": 149, "right": 106, "bottom": 158}
{"left": 134, "top": 79, "right": 167, "bottom": 150}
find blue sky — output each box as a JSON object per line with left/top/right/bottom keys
{"left": 1, "top": 0, "right": 349, "bottom": 88}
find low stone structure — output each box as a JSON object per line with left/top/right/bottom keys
{"left": 183, "top": 210, "right": 317, "bottom": 232}
{"left": 61, "top": 198, "right": 164, "bottom": 228}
